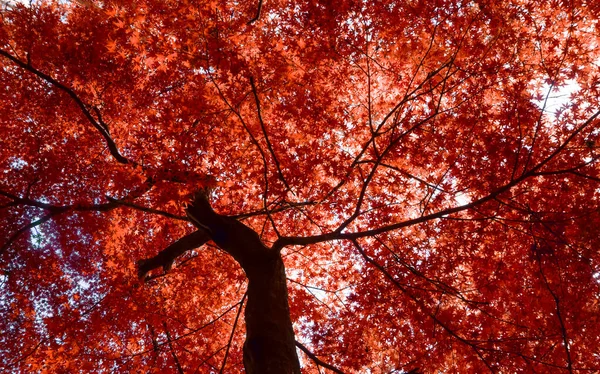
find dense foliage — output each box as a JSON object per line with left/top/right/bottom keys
{"left": 1, "top": 0, "right": 600, "bottom": 372}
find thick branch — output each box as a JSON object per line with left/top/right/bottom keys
{"left": 0, "top": 189, "right": 61, "bottom": 210}
{"left": 0, "top": 193, "right": 117, "bottom": 255}
{"left": 137, "top": 229, "right": 209, "bottom": 279}
{"left": 0, "top": 190, "right": 198, "bottom": 260}
{"left": 185, "top": 190, "right": 268, "bottom": 268}
{"left": 0, "top": 189, "right": 116, "bottom": 213}
{"left": 274, "top": 176, "right": 523, "bottom": 249}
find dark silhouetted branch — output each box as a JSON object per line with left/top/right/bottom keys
{"left": 163, "top": 322, "right": 185, "bottom": 374}
{"left": 0, "top": 213, "right": 58, "bottom": 255}
{"left": 0, "top": 48, "right": 130, "bottom": 164}
{"left": 249, "top": 76, "right": 291, "bottom": 192}
{"left": 295, "top": 341, "right": 346, "bottom": 374}
{"left": 219, "top": 293, "right": 246, "bottom": 374}
{"left": 351, "top": 240, "right": 496, "bottom": 373}
{"left": 106, "top": 196, "right": 188, "bottom": 221}
{"left": 137, "top": 229, "right": 209, "bottom": 279}
{"left": 247, "top": 0, "right": 263, "bottom": 25}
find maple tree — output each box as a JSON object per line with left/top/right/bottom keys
{"left": 1, "top": 0, "right": 600, "bottom": 372}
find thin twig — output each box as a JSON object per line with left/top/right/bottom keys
{"left": 0, "top": 213, "right": 57, "bottom": 255}
{"left": 164, "top": 322, "right": 185, "bottom": 374}
{"left": 351, "top": 240, "right": 496, "bottom": 373}
{"left": 106, "top": 196, "right": 188, "bottom": 221}
{"left": 219, "top": 292, "right": 247, "bottom": 374}
{"left": 247, "top": 0, "right": 263, "bottom": 25}
{"left": 249, "top": 76, "right": 291, "bottom": 192}
{"left": 295, "top": 341, "right": 346, "bottom": 374}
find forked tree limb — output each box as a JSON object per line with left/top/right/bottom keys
{"left": 106, "top": 196, "right": 188, "bottom": 221}
{"left": 273, "top": 109, "right": 600, "bottom": 250}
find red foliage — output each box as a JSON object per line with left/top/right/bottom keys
{"left": 1, "top": 0, "right": 600, "bottom": 372}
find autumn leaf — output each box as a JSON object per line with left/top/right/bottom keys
{"left": 105, "top": 39, "right": 117, "bottom": 53}
{"left": 1, "top": 0, "right": 600, "bottom": 373}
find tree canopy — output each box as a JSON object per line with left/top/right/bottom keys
{"left": 1, "top": 0, "right": 600, "bottom": 372}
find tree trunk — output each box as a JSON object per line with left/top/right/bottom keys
{"left": 243, "top": 254, "right": 300, "bottom": 373}
{"left": 185, "top": 190, "right": 301, "bottom": 373}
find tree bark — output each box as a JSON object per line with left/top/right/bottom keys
{"left": 185, "top": 190, "right": 301, "bottom": 373}
{"left": 137, "top": 229, "right": 209, "bottom": 279}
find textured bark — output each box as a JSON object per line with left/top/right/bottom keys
{"left": 243, "top": 254, "right": 300, "bottom": 373}
{"left": 185, "top": 191, "right": 300, "bottom": 373}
